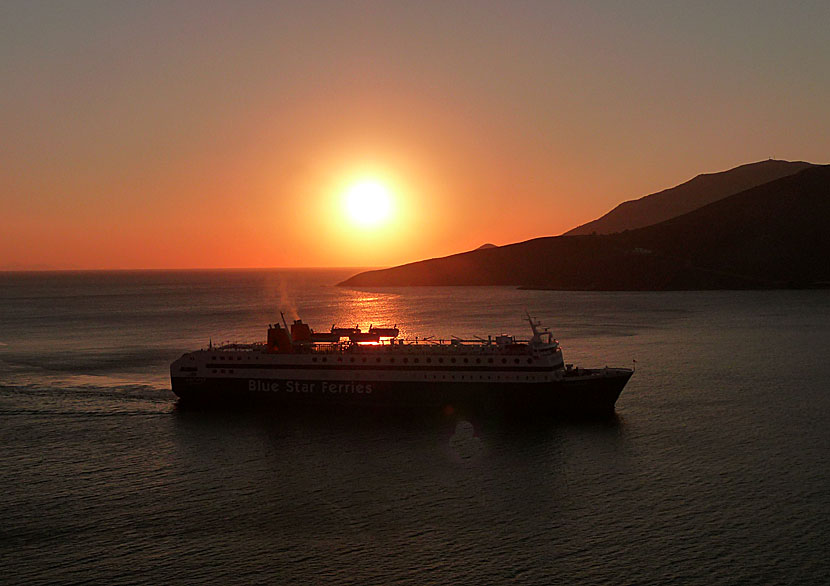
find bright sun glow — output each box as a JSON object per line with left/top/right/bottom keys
{"left": 343, "top": 180, "right": 392, "bottom": 226}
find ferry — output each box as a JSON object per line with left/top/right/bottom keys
{"left": 170, "top": 314, "right": 633, "bottom": 414}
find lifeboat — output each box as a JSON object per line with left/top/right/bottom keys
{"left": 310, "top": 332, "right": 340, "bottom": 343}
{"left": 349, "top": 331, "right": 381, "bottom": 343}
{"left": 331, "top": 325, "right": 360, "bottom": 337}
{"left": 368, "top": 325, "right": 399, "bottom": 338}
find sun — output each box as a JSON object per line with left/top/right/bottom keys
{"left": 343, "top": 180, "right": 392, "bottom": 227}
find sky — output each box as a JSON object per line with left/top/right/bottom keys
{"left": 2, "top": 0, "right": 828, "bottom": 270}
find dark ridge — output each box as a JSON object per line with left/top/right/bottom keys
{"left": 339, "top": 165, "right": 830, "bottom": 290}
{"left": 565, "top": 159, "right": 815, "bottom": 235}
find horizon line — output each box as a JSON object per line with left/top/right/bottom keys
{"left": 0, "top": 266, "right": 381, "bottom": 274}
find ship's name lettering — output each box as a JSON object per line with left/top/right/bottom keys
{"left": 321, "top": 381, "right": 373, "bottom": 394}
{"left": 247, "top": 379, "right": 373, "bottom": 394}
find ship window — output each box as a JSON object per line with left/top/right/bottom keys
{"left": 476, "top": 358, "right": 481, "bottom": 364}
{"left": 322, "top": 357, "right": 327, "bottom": 362}
{"left": 450, "top": 358, "right": 456, "bottom": 364}
{"left": 502, "top": 358, "right": 507, "bottom": 364}
{"left": 390, "top": 358, "right": 395, "bottom": 363}
{"left": 463, "top": 358, "right": 468, "bottom": 363}
{"left": 488, "top": 358, "right": 494, "bottom": 364}
{"left": 527, "top": 358, "right": 532, "bottom": 364}
{"left": 414, "top": 358, "right": 419, "bottom": 364}
{"left": 514, "top": 358, "right": 520, "bottom": 364}
{"left": 362, "top": 358, "right": 367, "bottom": 363}
{"left": 220, "top": 356, "right": 224, "bottom": 360}
{"left": 337, "top": 357, "right": 342, "bottom": 362}
{"left": 350, "top": 357, "right": 355, "bottom": 362}
{"left": 426, "top": 358, "right": 431, "bottom": 363}
{"left": 212, "top": 369, "right": 217, "bottom": 374}
{"left": 229, "top": 369, "right": 234, "bottom": 374}
{"left": 312, "top": 357, "right": 317, "bottom": 362}
{"left": 438, "top": 358, "right": 444, "bottom": 363}
{"left": 403, "top": 358, "right": 408, "bottom": 364}
{"left": 376, "top": 358, "right": 381, "bottom": 363}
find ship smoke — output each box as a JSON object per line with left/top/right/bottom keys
{"left": 264, "top": 273, "right": 299, "bottom": 322}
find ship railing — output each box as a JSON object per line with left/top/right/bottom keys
{"left": 304, "top": 338, "right": 536, "bottom": 354}
{"left": 207, "top": 337, "right": 542, "bottom": 354}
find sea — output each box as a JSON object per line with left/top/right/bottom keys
{"left": 1, "top": 269, "right": 828, "bottom": 585}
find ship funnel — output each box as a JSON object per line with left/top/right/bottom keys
{"left": 290, "top": 319, "right": 312, "bottom": 343}
{"left": 267, "top": 323, "right": 292, "bottom": 353}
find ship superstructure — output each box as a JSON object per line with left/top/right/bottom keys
{"left": 171, "top": 314, "right": 632, "bottom": 413}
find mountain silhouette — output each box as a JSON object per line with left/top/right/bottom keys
{"left": 340, "top": 165, "right": 830, "bottom": 290}
{"left": 565, "top": 159, "right": 814, "bottom": 235}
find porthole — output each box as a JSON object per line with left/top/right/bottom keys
{"left": 502, "top": 358, "right": 507, "bottom": 364}
{"left": 403, "top": 358, "right": 408, "bottom": 364}
{"left": 527, "top": 358, "right": 533, "bottom": 364}
{"left": 322, "top": 357, "right": 327, "bottom": 362}
{"left": 414, "top": 358, "right": 419, "bottom": 364}
{"left": 350, "top": 357, "right": 355, "bottom": 363}
{"left": 463, "top": 358, "right": 468, "bottom": 364}
{"left": 438, "top": 358, "right": 444, "bottom": 364}
{"left": 451, "top": 358, "right": 456, "bottom": 364}
{"left": 426, "top": 358, "right": 432, "bottom": 363}
{"left": 488, "top": 358, "right": 494, "bottom": 364}
{"left": 376, "top": 358, "right": 381, "bottom": 363}
{"left": 337, "top": 357, "right": 343, "bottom": 362}
{"left": 390, "top": 358, "right": 395, "bottom": 363}
{"left": 362, "top": 358, "right": 367, "bottom": 363}
{"left": 476, "top": 358, "right": 481, "bottom": 364}
{"left": 514, "top": 358, "right": 520, "bottom": 364}
{"left": 312, "top": 357, "right": 317, "bottom": 362}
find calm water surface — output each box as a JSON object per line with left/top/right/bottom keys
{"left": 1, "top": 270, "right": 828, "bottom": 584}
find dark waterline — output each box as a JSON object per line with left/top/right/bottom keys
{"left": 1, "top": 270, "right": 829, "bottom": 584}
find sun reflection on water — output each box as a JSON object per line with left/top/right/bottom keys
{"left": 328, "top": 290, "right": 413, "bottom": 338}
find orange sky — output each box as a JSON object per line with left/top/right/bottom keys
{"left": 2, "top": 2, "right": 829, "bottom": 270}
